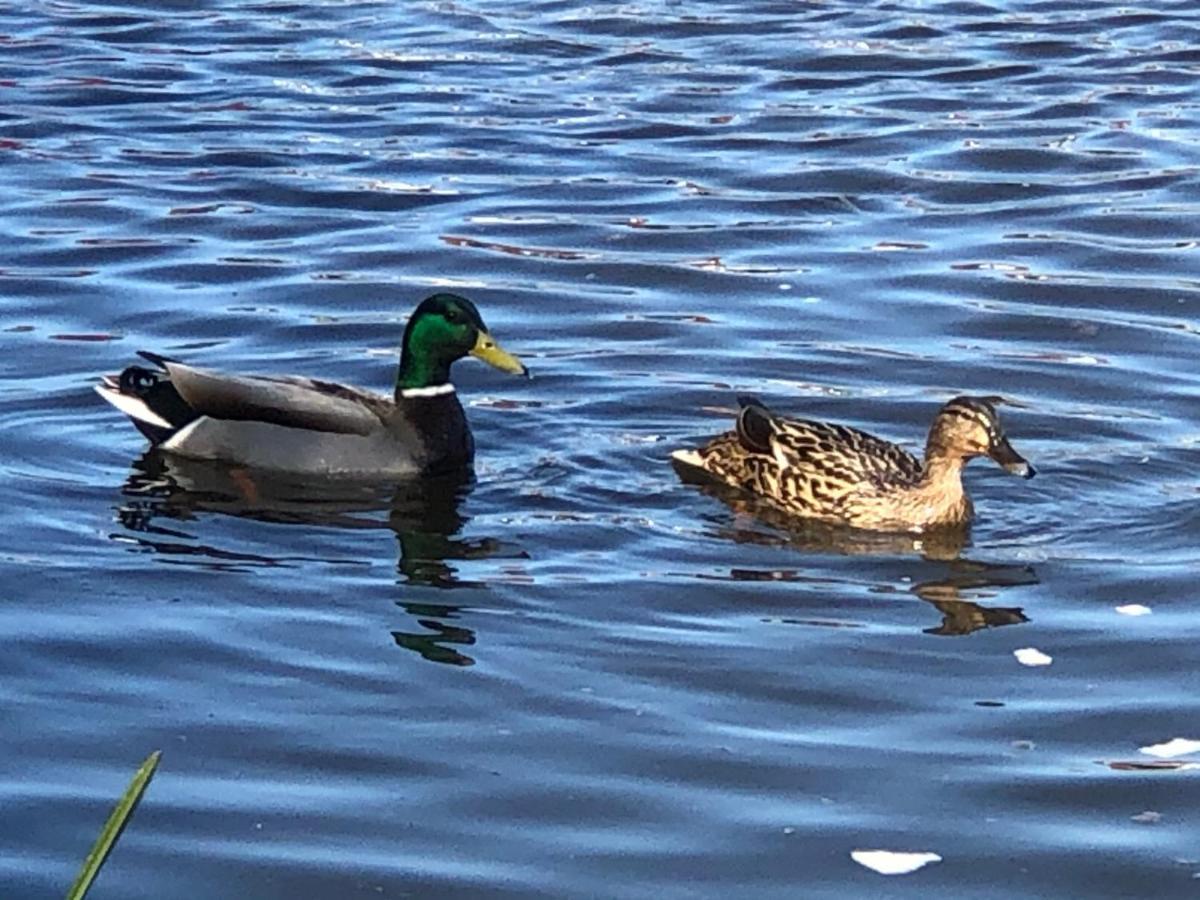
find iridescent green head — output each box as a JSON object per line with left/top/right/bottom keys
{"left": 396, "top": 293, "right": 527, "bottom": 394}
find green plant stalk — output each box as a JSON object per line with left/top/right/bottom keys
{"left": 65, "top": 750, "right": 162, "bottom": 900}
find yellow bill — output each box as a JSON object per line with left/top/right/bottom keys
{"left": 471, "top": 330, "right": 528, "bottom": 376}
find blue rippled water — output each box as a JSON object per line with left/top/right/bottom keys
{"left": 2, "top": 1, "right": 1199, "bottom": 897}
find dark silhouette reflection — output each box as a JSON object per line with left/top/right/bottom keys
{"left": 911, "top": 561, "right": 1034, "bottom": 636}
{"left": 393, "top": 616, "right": 477, "bottom": 667}
{"left": 693, "top": 484, "right": 1036, "bottom": 635}
{"left": 112, "top": 450, "right": 528, "bottom": 665}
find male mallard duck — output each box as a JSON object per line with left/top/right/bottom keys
{"left": 672, "top": 394, "right": 1034, "bottom": 531}
{"left": 96, "top": 293, "right": 527, "bottom": 477}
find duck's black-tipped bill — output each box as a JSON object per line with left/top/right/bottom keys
{"left": 989, "top": 435, "right": 1035, "bottom": 479}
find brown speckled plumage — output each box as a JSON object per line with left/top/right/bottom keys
{"left": 673, "top": 395, "right": 1034, "bottom": 532}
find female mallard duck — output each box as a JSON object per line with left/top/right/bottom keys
{"left": 672, "top": 394, "right": 1035, "bottom": 531}
{"left": 96, "top": 293, "right": 527, "bottom": 477}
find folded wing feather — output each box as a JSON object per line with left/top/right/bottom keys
{"left": 164, "top": 362, "right": 385, "bottom": 436}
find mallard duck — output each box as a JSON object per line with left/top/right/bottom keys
{"left": 96, "top": 293, "right": 527, "bottom": 477}
{"left": 672, "top": 394, "right": 1035, "bottom": 531}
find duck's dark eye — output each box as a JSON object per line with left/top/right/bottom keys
{"left": 445, "top": 309, "right": 459, "bottom": 323}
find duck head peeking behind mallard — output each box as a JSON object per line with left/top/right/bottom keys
{"left": 672, "top": 394, "right": 1035, "bottom": 532}
{"left": 96, "top": 292, "right": 528, "bottom": 478}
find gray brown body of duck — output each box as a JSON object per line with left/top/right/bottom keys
{"left": 96, "top": 293, "right": 527, "bottom": 478}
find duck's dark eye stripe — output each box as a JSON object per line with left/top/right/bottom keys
{"left": 943, "top": 408, "right": 978, "bottom": 424}
{"left": 948, "top": 403, "right": 997, "bottom": 423}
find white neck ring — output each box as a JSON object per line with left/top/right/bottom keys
{"left": 400, "top": 383, "right": 456, "bottom": 399}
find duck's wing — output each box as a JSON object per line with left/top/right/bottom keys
{"left": 776, "top": 420, "right": 922, "bottom": 483}
{"left": 768, "top": 418, "right": 922, "bottom": 482}
{"left": 739, "top": 398, "right": 922, "bottom": 484}
{"left": 160, "top": 360, "right": 388, "bottom": 436}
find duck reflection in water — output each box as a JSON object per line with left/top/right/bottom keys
{"left": 694, "top": 487, "right": 1035, "bottom": 636}
{"left": 909, "top": 563, "right": 1031, "bottom": 636}
{"left": 112, "top": 450, "right": 528, "bottom": 666}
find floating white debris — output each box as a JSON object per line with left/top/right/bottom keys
{"left": 1139, "top": 738, "right": 1200, "bottom": 759}
{"left": 1014, "top": 647, "right": 1053, "bottom": 667}
{"left": 851, "top": 850, "right": 942, "bottom": 875}
{"left": 1115, "top": 604, "right": 1152, "bottom": 616}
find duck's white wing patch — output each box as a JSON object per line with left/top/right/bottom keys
{"left": 771, "top": 435, "right": 790, "bottom": 468}
{"left": 95, "top": 384, "right": 173, "bottom": 430}
{"left": 670, "top": 449, "right": 705, "bottom": 467}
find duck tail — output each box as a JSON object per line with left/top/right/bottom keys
{"left": 136, "top": 350, "right": 181, "bottom": 371}
{"left": 95, "top": 355, "right": 198, "bottom": 444}
{"left": 735, "top": 395, "right": 775, "bottom": 454}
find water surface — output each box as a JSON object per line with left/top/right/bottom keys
{"left": 1, "top": 1, "right": 1199, "bottom": 897}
